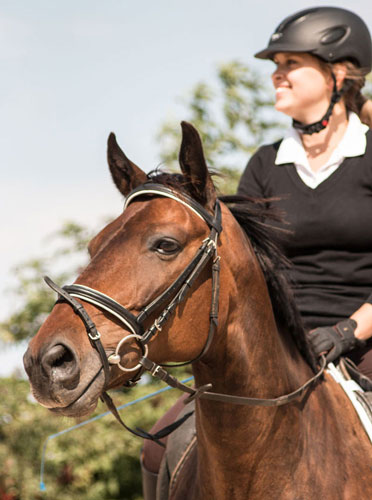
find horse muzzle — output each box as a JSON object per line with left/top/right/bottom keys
{"left": 23, "top": 338, "right": 105, "bottom": 416}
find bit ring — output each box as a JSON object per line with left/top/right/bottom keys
{"left": 108, "top": 334, "right": 148, "bottom": 372}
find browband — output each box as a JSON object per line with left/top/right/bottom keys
{"left": 125, "top": 183, "right": 222, "bottom": 234}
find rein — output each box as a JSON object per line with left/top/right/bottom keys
{"left": 140, "top": 356, "right": 326, "bottom": 407}
{"left": 45, "top": 183, "right": 325, "bottom": 443}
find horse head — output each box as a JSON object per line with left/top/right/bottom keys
{"left": 23, "top": 122, "right": 236, "bottom": 418}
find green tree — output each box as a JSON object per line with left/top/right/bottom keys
{"left": 0, "top": 376, "right": 189, "bottom": 500}
{"left": 364, "top": 73, "right": 372, "bottom": 99}
{"left": 0, "top": 222, "right": 96, "bottom": 344}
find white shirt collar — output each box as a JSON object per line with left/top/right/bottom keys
{"left": 275, "top": 112, "right": 368, "bottom": 167}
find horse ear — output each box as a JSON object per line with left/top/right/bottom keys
{"left": 107, "top": 133, "right": 148, "bottom": 196}
{"left": 179, "top": 121, "right": 216, "bottom": 210}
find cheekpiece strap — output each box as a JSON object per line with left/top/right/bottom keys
{"left": 44, "top": 276, "right": 111, "bottom": 387}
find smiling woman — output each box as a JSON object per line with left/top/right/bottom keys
{"left": 271, "top": 52, "right": 341, "bottom": 126}
{"left": 238, "top": 6, "right": 372, "bottom": 377}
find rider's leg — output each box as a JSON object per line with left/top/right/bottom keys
{"left": 141, "top": 394, "right": 189, "bottom": 500}
{"left": 347, "top": 339, "right": 372, "bottom": 379}
{"left": 141, "top": 394, "right": 189, "bottom": 473}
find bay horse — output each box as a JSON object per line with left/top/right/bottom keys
{"left": 24, "top": 122, "right": 371, "bottom": 499}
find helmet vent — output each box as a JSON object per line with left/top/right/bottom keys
{"left": 320, "top": 26, "right": 348, "bottom": 45}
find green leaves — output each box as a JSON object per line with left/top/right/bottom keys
{"left": 0, "top": 377, "right": 187, "bottom": 500}
{"left": 1, "top": 221, "right": 96, "bottom": 343}
{"left": 157, "top": 60, "right": 285, "bottom": 194}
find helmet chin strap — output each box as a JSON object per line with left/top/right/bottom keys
{"left": 292, "top": 73, "right": 350, "bottom": 135}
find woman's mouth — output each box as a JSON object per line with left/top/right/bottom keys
{"left": 276, "top": 86, "right": 291, "bottom": 94}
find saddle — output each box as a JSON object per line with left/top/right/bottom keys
{"left": 328, "top": 357, "right": 372, "bottom": 441}
{"left": 156, "top": 401, "right": 196, "bottom": 500}
{"left": 141, "top": 401, "right": 196, "bottom": 500}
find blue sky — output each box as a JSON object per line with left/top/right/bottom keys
{"left": 1, "top": 0, "right": 372, "bottom": 374}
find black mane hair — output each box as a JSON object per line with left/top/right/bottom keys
{"left": 145, "top": 170, "right": 317, "bottom": 370}
{"left": 220, "top": 194, "right": 317, "bottom": 370}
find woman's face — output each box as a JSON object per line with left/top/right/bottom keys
{"left": 271, "top": 52, "right": 333, "bottom": 123}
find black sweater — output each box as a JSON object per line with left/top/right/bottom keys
{"left": 237, "top": 130, "right": 372, "bottom": 330}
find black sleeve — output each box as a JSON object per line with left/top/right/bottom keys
{"left": 237, "top": 149, "right": 266, "bottom": 198}
{"left": 237, "top": 142, "right": 280, "bottom": 198}
{"left": 364, "top": 132, "right": 372, "bottom": 306}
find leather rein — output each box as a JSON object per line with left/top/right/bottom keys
{"left": 45, "top": 183, "right": 325, "bottom": 442}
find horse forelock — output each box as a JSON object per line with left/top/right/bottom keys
{"left": 145, "top": 170, "right": 193, "bottom": 194}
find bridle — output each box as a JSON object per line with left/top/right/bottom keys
{"left": 46, "top": 183, "right": 222, "bottom": 381}
{"left": 45, "top": 182, "right": 326, "bottom": 442}
{"left": 45, "top": 183, "right": 222, "bottom": 441}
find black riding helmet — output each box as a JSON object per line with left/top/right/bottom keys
{"left": 255, "top": 7, "right": 372, "bottom": 134}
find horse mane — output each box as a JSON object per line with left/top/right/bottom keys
{"left": 219, "top": 194, "right": 317, "bottom": 370}
{"left": 146, "top": 170, "right": 317, "bottom": 370}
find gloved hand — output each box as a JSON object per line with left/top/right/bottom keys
{"left": 307, "top": 318, "right": 365, "bottom": 363}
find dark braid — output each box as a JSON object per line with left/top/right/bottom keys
{"left": 341, "top": 61, "right": 367, "bottom": 114}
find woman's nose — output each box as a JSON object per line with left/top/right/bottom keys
{"left": 271, "top": 69, "right": 283, "bottom": 85}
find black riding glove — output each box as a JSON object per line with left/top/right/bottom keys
{"left": 307, "top": 319, "right": 365, "bottom": 363}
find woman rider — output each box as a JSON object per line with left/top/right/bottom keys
{"left": 237, "top": 6, "right": 372, "bottom": 377}
{"left": 141, "top": 7, "right": 372, "bottom": 498}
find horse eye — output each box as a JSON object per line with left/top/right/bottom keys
{"left": 154, "top": 239, "right": 181, "bottom": 255}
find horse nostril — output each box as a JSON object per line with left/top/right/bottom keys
{"left": 23, "top": 348, "right": 33, "bottom": 376}
{"left": 42, "top": 344, "right": 79, "bottom": 387}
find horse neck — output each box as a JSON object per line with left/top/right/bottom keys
{"left": 190, "top": 235, "right": 315, "bottom": 497}
{"left": 194, "top": 218, "right": 312, "bottom": 399}
{"left": 194, "top": 258, "right": 312, "bottom": 404}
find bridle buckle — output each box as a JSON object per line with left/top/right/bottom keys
{"left": 88, "top": 330, "right": 101, "bottom": 341}
{"left": 150, "top": 364, "right": 162, "bottom": 377}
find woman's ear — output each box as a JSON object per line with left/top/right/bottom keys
{"left": 332, "top": 63, "right": 348, "bottom": 91}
